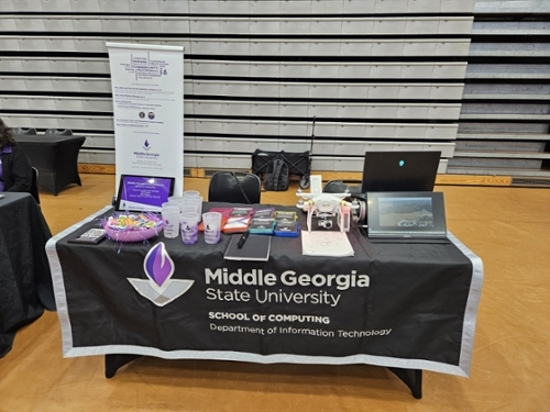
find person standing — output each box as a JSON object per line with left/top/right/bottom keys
{"left": 0, "top": 117, "right": 33, "bottom": 193}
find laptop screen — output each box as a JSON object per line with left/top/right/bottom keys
{"left": 115, "top": 175, "right": 175, "bottom": 213}
{"left": 361, "top": 151, "right": 441, "bottom": 193}
{"left": 367, "top": 191, "right": 447, "bottom": 239}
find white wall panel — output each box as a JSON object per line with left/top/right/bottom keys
{"left": 368, "top": 85, "right": 401, "bottom": 99}
{"left": 158, "top": 1, "right": 189, "bottom": 14}
{"left": 76, "top": 18, "right": 103, "bottom": 32}
{"left": 98, "top": 0, "right": 130, "bottom": 13}
{"left": 396, "top": 124, "right": 428, "bottom": 138}
{"left": 196, "top": 154, "right": 251, "bottom": 170}
{"left": 280, "top": 1, "right": 312, "bottom": 15}
{"left": 376, "top": 0, "right": 407, "bottom": 13}
{"left": 160, "top": 18, "right": 190, "bottom": 33}
{"left": 218, "top": 1, "right": 250, "bottom": 14}
{"left": 442, "top": 0, "right": 476, "bottom": 13}
{"left": 0, "top": 57, "right": 23, "bottom": 71}
{"left": 375, "top": 18, "right": 407, "bottom": 35}
{"left": 399, "top": 85, "right": 431, "bottom": 100}
{"left": 308, "top": 103, "right": 340, "bottom": 118}
{"left": 0, "top": 17, "right": 17, "bottom": 30}
{"left": 128, "top": 0, "right": 160, "bottom": 13}
{"left": 343, "top": 0, "right": 377, "bottom": 14}
{"left": 250, "top": 121, "right": 279, "bottom": 137}
{"left": 223, "top": 120, "right": 252, "bottom": 135}
{"left": 408, "top": 0, "right": 440, "bottom": 13}
{"left": 439, "top": 18, "right": 475, "bottom": 34}
{"left": 101, "top": 18, "right": 133, "bottom": 32}
{"left": 0, "top": 76, "right": 26, "bottom": 89}
{"left": 407, "top": 18, "right": 439, "bottom": 34}
{"left": 371, "top": 64, "right": 402, "bottom": 79}
{"left": 280, "top": 63, "right": 310, "bottom": 78}
{"left": 342, "top": 19, "right": 375, "bottom": 34}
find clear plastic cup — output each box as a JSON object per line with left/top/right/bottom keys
{"left": 202, "top": 212, "right": 222, "bottom": 244}
{"left": 161, "top": 206, "right": 180, "bottom": 238}
{"left": 180, "top": 212, "right": 200, "bottom": 245}
{"left": 167, "top": 196, "right": 186, "bottom": 212}
{"left": 162, "top": 201, "right": 181, "bottom": 211}
{"left": 183, "top": 190, "right": 201, "bottom": 198}
{"left": 182, "top": 197, "right": 203, "bottom": 217}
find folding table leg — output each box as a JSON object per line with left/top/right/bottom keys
{"left": 105, "top": 354, "right": 141, "bottom": 378}
{"left": 388, "top": 368, "right": 423, "bottom": 399}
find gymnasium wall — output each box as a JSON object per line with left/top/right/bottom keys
{"left": 0, "top": 0, "right": 548, "bottom": 179}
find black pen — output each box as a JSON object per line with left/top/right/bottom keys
{"left": 237, "top": 231, "right": 249, "bottom": 249}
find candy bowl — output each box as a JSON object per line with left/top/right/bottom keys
{"left": 103, "top": 212, "right": 164, "bottom": 243}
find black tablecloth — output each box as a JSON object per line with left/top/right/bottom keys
{"left": 46, "top": 204, "right": 482, "bottom": 377}
{"left": 16, "top": 135, "right": 86, "bottom": 195}
{"left": 0, "top": 193, "right": 55, "bottom": 357}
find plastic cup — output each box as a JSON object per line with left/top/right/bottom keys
{"left": 167, "top": 196, "right": 187, "bottom": 212}
{"left": 183, "top": 190, "right": 201, "bottom": 198}
{"left": 181, "top": 197, "right": 203, "bottom": 217}
{"left": 162, "top": 201, "right": 181, "bottom": 211}
{"left": 161, "top": 206, "right": 180, "bottom": 238}
{"left": 180, "top": 212, "right": 200, "bottom": 245}
{"left": 202, "top": 212, "right": 222, "bottom": 244}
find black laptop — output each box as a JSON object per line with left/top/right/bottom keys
{"left": 361, "top": 151, "right": 441, "bottom": 193}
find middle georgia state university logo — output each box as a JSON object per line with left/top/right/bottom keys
{"left": 128, "top": 242, "right": 194, "bottom": 307}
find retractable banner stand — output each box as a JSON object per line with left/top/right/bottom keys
{"left": 106, "top": 43, "right": 184, "bottom": 196}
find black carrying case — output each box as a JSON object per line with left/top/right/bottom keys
{"left": 251, "top": 149, "right": 311, "bottom": 189}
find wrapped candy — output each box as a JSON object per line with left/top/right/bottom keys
{"left": 103, "top": 212, "right": 164, "bottom": 243}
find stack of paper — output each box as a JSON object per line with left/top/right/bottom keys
{"left": 301, "top": 231, "right": 355, "bottom": 257}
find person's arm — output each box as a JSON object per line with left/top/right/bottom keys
{"left": 5, "top": 147, "right": 32, "bottom": 193}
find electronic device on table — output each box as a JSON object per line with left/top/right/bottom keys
{"left": 115, "top": 175, "right": 175, "bottom": 213}
{"left": 68, "top": 228, "right": 106, "bottom": 245}
{"left": 366, "top": 191, "right": 449, "bottom": 244}
{"left": 361, "top": 151, "right": 441, "bottom": 193}
{"left": 297, "top": 175, "right": 359, "bottom": 232}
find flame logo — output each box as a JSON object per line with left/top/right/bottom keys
{"left": 143, "top": 140, "right": 151, "bottom": 150}
{"left": 144, "top": 243, "right": 174, "bottom": 287}
{"left": 129, "top": 242, "right": 194, "bottom": 307}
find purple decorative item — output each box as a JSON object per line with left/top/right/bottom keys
{"left": 103, "top": 212, "right": 164, "bottom": 243}
{"left": 144, "top": 243, "right": 174, "bottom": 287}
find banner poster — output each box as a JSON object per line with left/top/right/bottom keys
{"left": 106, "top": 42, "right": 184, "bottom": 196}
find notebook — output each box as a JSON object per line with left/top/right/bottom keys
{"left": 361, "top": 151, "right": 441, "bottom": 193}
{"left": 224, "top": 234, "right": 272, "bottom": 261}
{"left": 366, "top": 191, "right": 449, "bottom": 243}
{"left": 115, "top": 175, "right": 175, "bottom": 213}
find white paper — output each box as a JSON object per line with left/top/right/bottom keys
{"left": 301, "top": 231, "right": 354, "bottom": 257}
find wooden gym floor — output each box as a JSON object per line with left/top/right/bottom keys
{"left": 1, "top": 174, "right": 549, "bottom": 411}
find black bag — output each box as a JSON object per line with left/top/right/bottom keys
{"left": 263, "top": 158, "right": 289, "bottom": 191}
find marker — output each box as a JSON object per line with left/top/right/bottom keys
{"left": 237, "top": 231, "right": 249, "bottom": 249}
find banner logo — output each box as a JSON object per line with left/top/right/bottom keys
{"left": 128, "top": 242, "right": 194, "bottom": 307}
{"left": 143, "top": 139, "right": 151, "bottom": 151}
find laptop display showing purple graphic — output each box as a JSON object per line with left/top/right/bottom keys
{"left": 116, "top": 175, "right": 175, "bottom": 213}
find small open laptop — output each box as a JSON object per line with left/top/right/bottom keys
{"left": 366, "top": 191, "right": 449, "bottom": 243}
{"left": 115, "top": 174, "right": 175, "bottom": 213}
{"left": 361, "top": 151, "right": 441, "bottom": 193}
